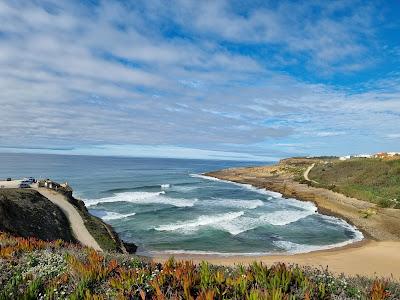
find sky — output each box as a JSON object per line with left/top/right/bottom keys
{"left": 0, "top": 0, "right": 400, "bottom": 161}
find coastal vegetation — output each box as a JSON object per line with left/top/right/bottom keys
{"left": 0, "top": 232, "right": 399, "bottom": 299}
{"left": 0, "top": 189, "right": 75, "bottom": 242}
{"left": 308, "top": 159, "right": 400, "bottom": 209}
{"left": 0, "top": 188, "right": 126, "bottom": 253}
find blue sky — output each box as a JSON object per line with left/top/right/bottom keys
{"left": 0, "top": 0, "right": 400, "bottom": 161}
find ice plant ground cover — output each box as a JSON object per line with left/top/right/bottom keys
{"left": 0, "top": 232, "right": 399, "bottom": 299}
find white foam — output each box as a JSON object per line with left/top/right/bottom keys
{"left": 273, "top": 214, "right": 364, "bottom": 254}
{"left": 320, "top": 214, "right": 364, "bottom": 241}
{"left": 84, "top": 191, "right": 197, "bottom": 207}
{"left": 273, "top": 235, "right": 363, "bottom": 254}
{"left": 260, "top": 210, "right": 315, "bottom": 226}
{"left": 281, "top": 198, "right": 317, "bottom": 212}
{"left": 160, "top": 184, "right": 170, "bottom": 189}
{"left": 189, "top": 174, "right": 222, "bottom": 181}
{"left": 148, "top": 249, "right": 274, "bottom": 256}
{"left": 216, "top": 216, "right": 259, "bottom": 235}
{"left": 215, "top": 209, "right": 316, "bottom": 235}
{"left": 149, "top": 228, "right": 364, "bottom": 256}
{"left": 102, "top": 211, "right": 136, "bottom": 221}
{"left": 204, "top": 198, "right": 264, "bottom": 209}
{"left": 154, "top": 208, "right": 312, "bottom": 236}
{"left": 172, "top": 185, "right": 199, "bottom": 192}
{"left": 155, "top": 211, "right": 244, "bottom": 233}
{"left": 190, "top": 173, "right": 317, "bottom": 212}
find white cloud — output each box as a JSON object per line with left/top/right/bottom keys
{"left": 0, "top": 0, "right": 399, "bottom": 159}
{"left": 386, "top": 134, "right": 400, "bottom": 139}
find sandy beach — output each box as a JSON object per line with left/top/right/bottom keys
{"left": 152, "top": 163, "right": 400, "bottom": 280}
{"left": 154, "top": 240, "right": 400, "bottom": 279}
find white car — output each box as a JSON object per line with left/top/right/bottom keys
{"left": 23, "top": 177, "right": 35, "bottom": 183}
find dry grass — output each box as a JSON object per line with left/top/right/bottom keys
{"left": 309, "top": 159, "right": 400, "bottom": 208}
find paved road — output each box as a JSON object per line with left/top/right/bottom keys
{"left": 34, "top": 187, "right": 102, "bottom": 251}
{"left": 0, "top": 179, "right": 22, "bottom": 188}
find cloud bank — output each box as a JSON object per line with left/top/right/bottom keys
{"left": 0, "top": 0, "right": 399, "bottom": 160}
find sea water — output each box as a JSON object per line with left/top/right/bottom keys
{"left": 0, "top": 153, "right": 363, "bottom": 255}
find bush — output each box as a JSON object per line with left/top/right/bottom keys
{"left": 1, "top": 232, "right": 399, "bottom": 299}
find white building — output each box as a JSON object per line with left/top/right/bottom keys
{"left": 387, "top": 152, "right": 400, "bottom": 157}
{"left": 353, "top": 154, "right": 372, "bottom": 158}
{"left": 339, "top": 155, "right": 351, "bottom": 160}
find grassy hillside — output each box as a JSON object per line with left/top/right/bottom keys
{"left": 64, "top": 193, "right": 129, "bottom": 253}
{"left": 309, "top": 159, "right": 400, "bottom": 208}
{"left": 0, "top": 189, "right": 75, "bottom": 242}
{"left": 0, "top": 232, "right": 399, "bottom": 299}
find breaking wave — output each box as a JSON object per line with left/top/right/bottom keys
{"left": 102, "top": 211, "right": 136, "bottom": 221}
{"left": 259, "top": 209, "right": 316, "bottom": 226}
{"left": 202, "top": 198, "right": 264, "bottom": 209}
{"left": 154, "top": 207, "right": 316, "bottom": 235}
{"left": 214, "top": 209, "right": 316, "bottom": 235}
{"left": 190, "top": 173, "right": 317, "bottom": 212}
{"left": 84, "top": 191, "right": 197, "bottom": 207}
{"left": 155, "top": 211, "right": 244, "bottom": 233}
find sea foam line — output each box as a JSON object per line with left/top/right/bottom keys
{"left": 189, "top": 173, "right": 364, "bottom": 241}
{"left": 190, "top": 173, "right": 316, "bottom": 211}
{"left": 155, "top": 211, "right": 244, "bottom": 233}
{"left": 84, "top": 191, "right": 197, "bottom": 207}
{"left": 102, "top": 211, "right": 136, "bottom": 221}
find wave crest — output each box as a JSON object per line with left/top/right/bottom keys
{"left": 204, "top": 198, "right": 264, "bottom": 209}
{"left": 84, "top": 191, "right": 197, "bottom": 207}
{"left": 102, "top": 211, "right": 136, "bottom": 221}
{"left": 155, "top": 211, "right": 244, "bottom": 233}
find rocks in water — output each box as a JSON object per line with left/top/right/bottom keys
{"left": 123, "top": 241, "right": 138, "bottom": 254}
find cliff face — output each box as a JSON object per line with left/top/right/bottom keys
{"left": 0, "top": 189, "right": 75, "bottom": 242}
{"left": 0, "top": 187, "right": 136, "bottom": 254}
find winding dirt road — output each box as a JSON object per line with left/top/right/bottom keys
{"left": 303, "top": 163, "right": 318, "bottom": 183}
{"left": 34, "top": 187, "right": 102, "bottom": 251}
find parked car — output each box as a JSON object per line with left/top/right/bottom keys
{"left": 23, "top": 177, "right": 35, "bottom": 183}
{"left": 19, "top": 183, "right": 30, "bottom": 188}
{"left": 6, "top": 178, "right": 11, "bottom": 181}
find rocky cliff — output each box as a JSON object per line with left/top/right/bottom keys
{"left": 0, "top": 189, "right": 75, "bottom": 242}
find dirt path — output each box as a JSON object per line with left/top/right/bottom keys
{"left": 34, "top": 187, "right": 102, "bottom": 251}
{"left": 303, "top": 163, "right": 318, "bottom": 183}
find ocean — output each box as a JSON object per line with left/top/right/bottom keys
{"left": 0, "top": 153, "right": 363, "bottom": 255}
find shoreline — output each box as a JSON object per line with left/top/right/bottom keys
{"left": 153, "top": 166, "right": 400, "bottom": 279}
{"left": 205, "top": 166, "right": 400, "bottom": 241}
{"left": 152, "top": 240, "right": 400, "bottom": 279}
{"left": 52, "top": 163, "right": 399, "bottom": 278}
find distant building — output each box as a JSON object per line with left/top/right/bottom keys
{"left": 387, "top": 152, "right": 400, "bottom": 157}
{"left": 38, "top": 179, "right": 60, "bottom": 189}
{"left": 353, "top": 154, "right": 372, "bottom": 158}
{"left": 38, "top": 179, "right": 72, "bottom": 194}
{"left": 339, "top": 155, "right": 351, "bottom": 161}
{"left": 374, "top": 152, "right": 388, "bottom": 158}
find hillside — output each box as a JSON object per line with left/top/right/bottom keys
{"left": 0, "top": 186, "right": 133, "bottom": 254}
{"left": 0, "top": 232, "right": 399, "bottom": 299}
{"left": 206, "top": 158, "right": 400, "bottom": 240}
{"left": 0, "top": 189, "right": 75, "bottom": 242}
{"left": 57, "top": 189, "right": 131, "bottom": 253}
{"left": 308, "top": 158, "right": 400, "bottom": 209}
